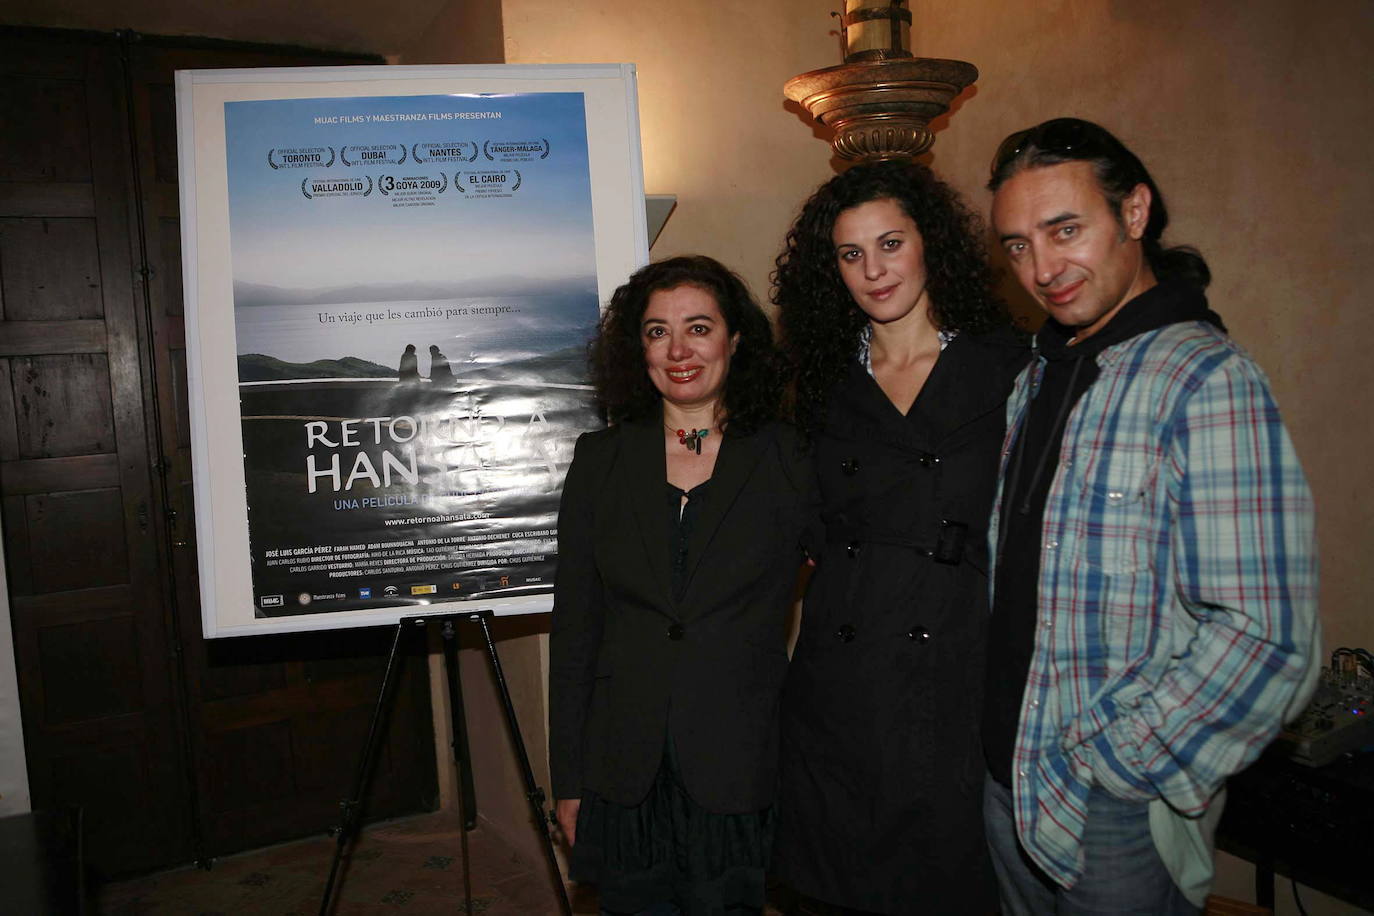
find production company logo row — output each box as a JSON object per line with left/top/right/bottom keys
{"left": 258, "top": 570, "right": 547, "bottom": 609}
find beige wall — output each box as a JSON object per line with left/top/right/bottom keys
{"left": 402, "top": 0, "right": 505, "bottom": 65}
{"left": 425, "top": 616, "right": 554, "bottom": 871}
{"left": 10, "top": 3, "right": 1366, "bottom": 909}
{"left": 401, "top": 0, "right": 845, "bottom": 877}
{"left": 924, "top": 4, "right": 1372, "bottom": 914}
{"left": 408, "top": 2, "right": 1373, "bottom": 912}
{"left": 497, "top": 0, "right": 842, "bottom": 298}
{"left": 459, "top": 0, "right": 1374, "bottom": 664}
{"left": 913, "top": 0, "right": 1374, "bottom": 660}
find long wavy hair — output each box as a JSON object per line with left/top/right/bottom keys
{"left": 589, "top": 255, "right": 782, "bottom": 435}
{"left": 987, "top": 117, "right": 1210, "bottom": 290}
{"left": 772, "top": 161, "right": 1004, "bottom": 439}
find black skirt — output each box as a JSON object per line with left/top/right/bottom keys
{"left": 571, "top": 740, "right": 773, "bottom": 916}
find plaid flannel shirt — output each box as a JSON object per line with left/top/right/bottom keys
{"left": 988, "top": 320, "right": 1319, "bottom": 897}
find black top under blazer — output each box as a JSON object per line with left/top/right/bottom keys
{"left": 549, "top": 417, "right": 813, "bottom": 813}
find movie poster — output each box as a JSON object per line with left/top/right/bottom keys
{"left": 224, "top": 91, "right": 601, "bottom": 618}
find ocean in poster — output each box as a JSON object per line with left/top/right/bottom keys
{"left": 237, "top": 293, "right": 601, "bottom": 618}
{"left": 235, "top": 294, "right": 597, "bottom": 372}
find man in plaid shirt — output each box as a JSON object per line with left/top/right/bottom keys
{"left": 980, "top": 118, "right": 1319, "bottom": 914}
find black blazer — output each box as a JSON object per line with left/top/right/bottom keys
{"left": 548, "top": 417, "right": 812, "bottom": 813}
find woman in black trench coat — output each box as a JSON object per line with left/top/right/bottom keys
{"left": 770, "top": 162, "right": 1028, "bottom": 914}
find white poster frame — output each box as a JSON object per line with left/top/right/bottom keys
{"left": 177, "top": 64, "right": 646, "bottom": 638}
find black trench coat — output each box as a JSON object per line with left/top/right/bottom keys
{"left": 773, "top": 328, "right": 1027, "bottom": 914}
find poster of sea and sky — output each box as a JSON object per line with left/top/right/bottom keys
{"left": 224, "top": 91, "right": 601, "bottom": 617}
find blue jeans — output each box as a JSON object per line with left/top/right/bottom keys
{"left": 983, "top": 773, "right": 1198, "bottom": 915}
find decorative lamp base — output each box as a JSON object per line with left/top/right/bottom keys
{"left": 785, "top": 58, "right": 978, "bottom": 161}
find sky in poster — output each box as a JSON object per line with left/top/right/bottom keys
{"left": 224, "top": 92, "right": 599, "bottom": 369}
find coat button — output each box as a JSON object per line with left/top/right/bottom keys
{"left": 841, "top": 458, "right": 860, "bottom": 475}
{"left": 835, "top": 624, "right": 856, "bottom": 643}
{"left": 906, "top": 625, "right": 930, "bottom": 642}
{"left": 846, "top": 541, "right": 861, "bottom": 558}
{"left": 667, "top": 623, "right": 684, "bottom": 641}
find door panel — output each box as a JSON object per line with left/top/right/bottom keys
{"left": 13, "top": 354, "right": 118, "bottom": 458}
{"left": 124, "top": 37, "right": 437, "bottom": 860}
{"left": 0, "top": 73, "right": 91, "bottom": 181}
{"left": 1, "top": 218, "right": 105, "bottom": 318}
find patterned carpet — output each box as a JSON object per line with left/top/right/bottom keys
{"left": 96, "top": 811, "right": 585, "bottom": 915}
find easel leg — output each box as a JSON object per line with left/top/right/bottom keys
{"left": 470, "top": 611, "right": 573, "bottom": 916}
{"left": 439, "top": 619, "right": 475, "bottom": 915}
{"left": 441, "top": 620, "right": 479, "bottom": 830}
{"left": 319, "top": 620, "right": 410, "bottom": 916}
{"left": 1256, "top": 858, "right": 1276, "bottom": 909}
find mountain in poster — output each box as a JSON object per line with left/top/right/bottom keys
{"left": 238, "top": 354, "right": 395, "bottom": 381}
{"left": 237, "top": 345, "right": 591, "bottom": 384}
{"left": 234, "top": 276, "right": 599, "bottom": 308}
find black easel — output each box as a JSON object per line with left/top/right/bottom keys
{"left": 318, "top": 610, "right": 571, "bottom": 916}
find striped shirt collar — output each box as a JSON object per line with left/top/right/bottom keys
{"left": 858, "top": 325, "right": 958, "bottom": 378}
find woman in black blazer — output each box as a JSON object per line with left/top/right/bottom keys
{"left": 549, "top": 256, "right": 812, "bottom": 916}
{"left": 770, "top": 162, "right": 1027, "bottom": 914}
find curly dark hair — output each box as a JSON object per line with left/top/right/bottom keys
{"left": 772, "top": 160, "right": 1004, "bottom": 440}
{"left": 588, "top": 255, "right": 782, "bottom": 435}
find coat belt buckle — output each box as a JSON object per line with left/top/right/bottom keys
{"left": 933, "top": 519, "right": 967, "bottom": 565}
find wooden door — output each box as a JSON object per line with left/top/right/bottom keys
{"left": 2, "top": 27, "right": 438, "bottom": 876}
{"left": 122, "top": 35, "right": 438, "bottom": 862}
{"left": 0, "top": 29, "right": 195, "bottom": 875}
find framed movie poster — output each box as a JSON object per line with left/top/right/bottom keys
{"left": 177, "top": 65, "right": 646, "bottom": 637}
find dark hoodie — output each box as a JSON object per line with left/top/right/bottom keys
{"left": 982, "top": 281, "right": 1224, "bottom": 788}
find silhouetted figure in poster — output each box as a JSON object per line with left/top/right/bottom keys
{"left": 398, "top": 344, "right": 420, "bottom": 385}
{"left": 429, "top": 345, "right": 453, "bottom": 387}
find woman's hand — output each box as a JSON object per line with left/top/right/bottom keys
{"left": 555, "top": 798, "right": 581, "bottom": 847}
